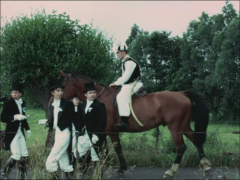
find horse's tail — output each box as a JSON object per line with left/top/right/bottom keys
{"left": 184, "top": 90, "right": 209, "bottom": 146}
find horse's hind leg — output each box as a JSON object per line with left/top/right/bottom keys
{"left": 109, "top": 134, "right": 127, "bottom": 175}
{"left": 164, "top": 129, "right": 186, "bottom": 178}
{"left": 183, "top": 125, "right": 211, "bottom": 175}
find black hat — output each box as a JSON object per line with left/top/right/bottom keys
{"left": 117, "top": 45, "right": 128, "bottom": 52}
{"left": 11, "top": 82, "right": 23, "bottom": 93}
{"left": 50, "top": 79, "right": 65, "bottom": 91}
{"left": 83, "top": 82, "right": 97, "bottom": 93}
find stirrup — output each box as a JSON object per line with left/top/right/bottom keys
{"left": 114, "top": 122, "right": 129, "bottom": 127}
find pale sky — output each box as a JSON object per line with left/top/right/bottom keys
{"left": 1, "top": 1, "right": 239, "bottom": 49}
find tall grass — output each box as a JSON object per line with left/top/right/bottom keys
{"left": 1, "top": 108, "right": 239, "bottom": 179}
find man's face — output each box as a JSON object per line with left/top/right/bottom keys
{"left": 72, "top": 97, "right": 80, "bottom": 106}
{"left": 85, "top": 90, "right": 96, "bottom": 101}
{"left": 51, "top": 88, "right": 63, "bottom": 100}
{"left": 116, "top": 51, "right": 125, "bottom": 60}
{"left": 11, "top": 90, "right": 22, "bottom": 100}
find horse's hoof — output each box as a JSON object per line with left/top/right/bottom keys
{"left": 117, "top": 167, "right": 127, "bottom": 176}
{"left": 200, "top": 157, "right": 211, "bottom": 176}
{"left": 163, "top": 172, "right": 177, "bottom": 178}
{"left": 118, "top": 172, "right": 124, "bottom": 178}
{"left": 203, "top": 166, "right": 211, "bottom": 176}
{"left": 163, "top": 164, "right": 179, "bottom": 178}
{"left": 117, "top": 171, "right": 125, "bottom": 178}
{"left": 204, "top": 166, "right": 211, "bottom": 172}
{"left": 163, "top": 174, "right": 171, "bottom": 178}
{"left": 163, "top": 169, "right": 178, "bottom": 178}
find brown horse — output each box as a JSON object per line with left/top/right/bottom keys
{"left": 59, "top": 70, "right": 211, "bottom": 178}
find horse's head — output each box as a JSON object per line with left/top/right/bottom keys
{"left": 59, "top": 70, "right": 119, "bottom": 104}
{"left": 59, "top": 70, "right": 85, "bottom": 100}
{"left": 60, "top": 70, "right": 70, "bottom": 87}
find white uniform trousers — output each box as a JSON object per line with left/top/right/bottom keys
{"left": 72, "top": 130, "right": 77, "bottom": 158}
{"left": 78, "top": 129, "right": 99, "bottom": 162}
{"left": 117, "top": 82, "right": 143, "bottom": 116}
{"left": 10, "top": 127, "right": 28, "bottom": 160}
{"left": 46, "top": 127, "right": 73, "bottom": 172}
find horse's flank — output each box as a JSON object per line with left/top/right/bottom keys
{"left": 61, "top": 71, "right": 192, "bottom": 134}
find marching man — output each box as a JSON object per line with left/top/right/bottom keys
{"left": 78, "top": 82, "right": 107, "bottom": 174}
{"left": 70, "top": 97, "right": 82, "bottom": 169}
{"left": 109, "top": 45, "right": 143, "bottom": 127}
{"left": 1, "top": 82, "right": 31, "bottom": 180}
{"left": 45, "top": 79, "right": 80, "bottom": 180}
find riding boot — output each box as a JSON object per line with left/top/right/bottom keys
{"left": 65, "top": 171, "right": 75, "bottom": 180}
{"left": 114, "top": 116, "right": 129, "bottom": 127}
{"left": 19, "top": 157, "right": 28, "bottom": 180}
{"left": 2, "top": 157, "right": 17, "bottom": 180}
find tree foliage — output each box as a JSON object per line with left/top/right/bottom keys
{"left": 1, "top": 10, "right": 114, "bottom": 109}
{"left": 126, "top": 1, "right": 239, "bottom": 121}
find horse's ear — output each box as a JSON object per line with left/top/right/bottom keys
{"left": 60, "top": 70, "right": 66, "bottom": 77}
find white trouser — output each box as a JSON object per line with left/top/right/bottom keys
{"left": 117, "top": 82, "right": 143, "bottom": 116}
{"left": 46, "top": 127, "right": 73, "bottom": 172}
{"left": 78, "top": 129, "right": 99, "bottom": 162}
{"left": 10, "top": 127, "right": 28, "bottom": 160}
{"left": 72, "top": 130, "right": 77, "bottom": 158}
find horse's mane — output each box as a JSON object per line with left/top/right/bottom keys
{"left": 65, "top": 72, "right": 108, "bottom": 88}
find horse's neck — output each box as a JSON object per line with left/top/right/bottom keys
{"left": 98, "top": 87, "right": 119, "bottom": 103}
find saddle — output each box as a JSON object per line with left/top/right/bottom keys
{"left": 113, "top": 86, "right": 147, "bottom": 110}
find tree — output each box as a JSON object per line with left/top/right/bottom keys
{"left": 175, "top": 1, "right": 238, "bottom": 121}
{"left": 222, "top": 0, "right": 237, "bottom": 26}
{"left": 147, "top": 31, "right": 182, "bottom": 92}
{"left": 215, "top": 16, "right": 240, "bottom": 121}
{"left": 1, "top": 10, "right": 114, "bottom": 110}
{"left": 174, "top": 20, "right": 201, "bottom": 90}
{"left": 125, "top": 24, "right": 143, "bottom": 52}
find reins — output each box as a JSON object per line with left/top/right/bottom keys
{"left": 96, "top": 87, "right": 106, "bottom": 100}
{"left": 64, "top": 74, "right": 106, "bottom": 101}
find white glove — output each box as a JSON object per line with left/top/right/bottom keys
{"left": 14, "top": 114, "right": 26, "bottom": 121}
{"left": 27, "top": 130, "right": 32, "bottom": 138}
{"left": 38, "top": 119, "right": 48, "bottom": 125}
{"left": 78, "top": 136, "right": 86, "bottom": 147}
{"left": 92, "top": 134, "right": 99, "bottom": 144}
{"left": 78, "top": 136, "right": 85, "bottom": 143}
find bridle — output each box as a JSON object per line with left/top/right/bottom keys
{"left": 63, "top": 74, "right": 106, "bottom": 100}
{"left": 96, "top": 86, "right": 106, "bottom": 100}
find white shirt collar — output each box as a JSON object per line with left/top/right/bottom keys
{"left": 52, "top": 99, "right": 60, "bottom": 107}
{"left": 85, "top": 100, "right": 93, "bottom": 113}
{"left": 122, "top": 55, "right": 129, "bottom": 63}
{"left": 86, "top": 100, "right": 93, "bottom": 105}
{"left": 15, "top": 98, "right": 23, "bottom": 105}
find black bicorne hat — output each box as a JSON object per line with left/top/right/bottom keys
{"left": 11, "top": 82, "right": 23, "bottom": 93}
{"left": 50, "top": 79, "right": 65, "bottom": 91}
{"left": 83, "top": 82, "right": 97, "bottom": 93}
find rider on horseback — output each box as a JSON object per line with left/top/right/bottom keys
{"left": 109, "top": 45, "right": 143, "bottom": 127}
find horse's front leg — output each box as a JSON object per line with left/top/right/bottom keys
{"left": 109, "top": 134, "right": 127, "bottom": 175}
